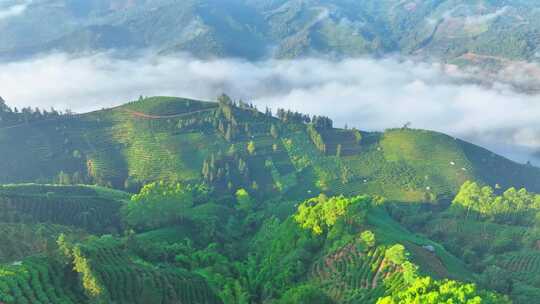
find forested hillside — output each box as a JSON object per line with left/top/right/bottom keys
{"left": 0, "top": 95, "right": 539, "bottom": 303}
{"left": 2, "top": 0, "right": 540, "bottom": 65}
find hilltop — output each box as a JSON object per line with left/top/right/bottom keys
{"left": 0, "top": 95, "right": 539, "bottom": 203}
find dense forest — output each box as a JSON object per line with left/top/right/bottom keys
{"left": 0, "top": 97, "right": 66, "bottom": 128}
{"left": 0, "top": 96, "right": 538, "bottom": 303}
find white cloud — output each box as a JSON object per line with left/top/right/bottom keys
{"left": 1, "top": 52, "right": 540, "bottom": 163}
{"left": 464, "top": 6, "right": 508, "bottom": 26}
{"left": 0, "top": 1, "right": 31, "bottom": 20}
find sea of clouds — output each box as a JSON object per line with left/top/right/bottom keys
{"left": 1, "top": 52, "right": 540, "bottom": 164}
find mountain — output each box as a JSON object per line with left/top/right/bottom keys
{"left": 3, "top": 2, "right": 540, "bottom": 303}
{"left": 1, "top": 0, "right": 540, "bottom": 65}
{"left": 1, "top": 96, "right": 539, "bottom": 202}
{"left": 0, "top": 96, "right": 538, "bottom": 303}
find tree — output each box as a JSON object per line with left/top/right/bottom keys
{"left": 360, "top": 230, "right": 376, "bottom": 248}
{"left": 0, "top": 96, "right": 9, "bottom": 112}
{"left": 340, "top": 166, "right": 352, "bottom": 184}
{"left": 247, "top": 141, "right": 256, "bottom": 155}
{"left": 294, "top": 195, "right": 371, "bottom": 235}
{"left": 56, "top": 233, "right": 73, "bottom": 262}
{"left": 480, "top": 266, "right": 512, "bottom": 294}
{"left": 376, "top": 276, "right": 511, "bottom": 304}
{"left": 57, "top": 171, "right": 72, "bottom": 185}
{"left": 385, "top": 244, "right": 407, "bottom": 265}
{"left": 218, "top": 94, "right": 233, "bottom": 105}
{"left": 228, "top": 144, "right": 237, "bottom": 156}
{"left": 452, "top": 181, "right": 540, "bottom": 225}
{"left": 122, "top": 181, "right": 195, "bottom": 230}
{"left": 236, "top": 188, "right": 253, "bottom": 212}
{"left": 307, "top": 125, "right": 326, "bottom": 153}
{"left": 72, "top": 246, "right": 106, "bottom": 299}
{"left": 270, "top": 124, "right": 279, "bottom": 138}
{"left": 401, "top": 261, "right": 419, "bottom": 284}
{"left": 336, "top": 144, "right": 342, "bottom": 157}
{"left": 225, "top": 124, "right": 234, "bottom": 141}
{"left": 238, "top": 158, "right": 247, "bottom": 173}
{"left": 353, "top": 128, "right": 362, "bottom": 144}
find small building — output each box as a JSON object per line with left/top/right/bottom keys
{"left": 422, "top": 245, "right": 435, "bottom": 253}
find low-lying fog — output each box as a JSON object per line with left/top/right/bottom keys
{"left": 1, "top": 52, "right": 540, "bottom": 164}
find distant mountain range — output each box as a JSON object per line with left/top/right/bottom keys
{"left": 2, "top": 0, "right": 540, "bottom": 65}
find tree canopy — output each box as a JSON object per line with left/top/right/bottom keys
{"left": 376, "top": 276, "right": 511, "bottom": 304}
{"left": 122, "top": 181, "right": 195, "bottom": 229}
{"left": 452, "top": 181, "right": 540, "bottom": 225}
{"left": 294, "top": 195, "right": 371, "bottom": 235}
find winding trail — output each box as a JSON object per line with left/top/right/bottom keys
{"left": 122, "top": 107, "right": 217, "bottom": 119}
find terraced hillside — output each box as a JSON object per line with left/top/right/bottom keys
{"left": 1, "top": 96, "right": 539, "bottom": 203}
{"left": 309, "top": 243, "right": 405, "bottom": 303}
{"left": 0, "top": 236, "right": 223, "bottom": 304}
{"left": 0, "top": 223, "right": 86, "bottom": 263}
{"left": 0, "top": 184, "right": 128, "bottom": 233}
{"left": 0, "top": 171, "right": 519, "bottom": 303}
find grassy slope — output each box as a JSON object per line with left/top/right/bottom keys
{"left": 341, "top": 129, "right": 540, "bottom": 202}
{"left": 1, "top": 96, "right": 539, "bottom": 203}
{"left": 0, "top": 184, "right": 127, "bottom": 235}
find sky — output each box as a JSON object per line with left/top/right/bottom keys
{"left": 1, "top": 52, "right": 540, "bottom": 164}
{"left": 0, "top": 0, "right": 31, "bottom": 20}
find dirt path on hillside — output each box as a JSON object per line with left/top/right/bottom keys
{"left": 122, "top": 108, "right": 216, "bottom": 119}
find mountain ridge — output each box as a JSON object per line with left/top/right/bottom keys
{"left": 2, "top": 0, "right": 540, "bottom": 66}
{"left": 1, "top": 95, "right": 538, "bottom": 202}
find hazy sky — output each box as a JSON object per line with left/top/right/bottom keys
{"left": 0, "top": 0, "right": 31, "bottom": 20}
{"left": 1, "top": 52, "right": 540, "bottom": 164}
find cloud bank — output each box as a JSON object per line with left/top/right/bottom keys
{"left": 1, "top": 52, "right": 540, "bottom": 163}
{"left": 0, "top": 1, "right": 31, "bottom": 20}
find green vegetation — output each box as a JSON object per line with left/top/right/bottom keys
{"left": 1, "top": 96, "right": 539, "bottom": 202}
{"left": 122, "top": 181, "right": 198, "bottom": 230}
{"left": 294, "top": 195, "right": 369, "bottom": 235}
{"left": 451, "top": 181, "right": 540, "bottom": 225}
{"left": 1, "top": 96, "right": 539, "bottom": 303}
{"left": 0, "top": 184, "right": 125, "bottom": 233}
{"left": 278, "top": 285, "right": 334, "bottom": 304}
{"left": 376, "top": 277, "right": 510, "bottom": 304}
